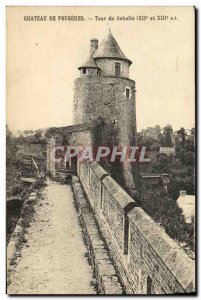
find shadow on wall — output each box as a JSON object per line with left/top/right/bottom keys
{"left": 75, "top": 159, "right": 195, "bottom": 295}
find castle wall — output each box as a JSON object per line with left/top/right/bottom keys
{"left": 73, "top": 76, "right": 116, "bottom": 125}
{"left": 17, "top": 143, "right": 46, "bottom": 159}
{"left": 95, "top": 58, "right": 130, "bottom": 78}
{"left": 73, "top": 76, "right": 136, "bottom": 144}
{"left": 80, "top": 68, "right": 98, "bottom": 77}
{"left": 46, "top": 124, "right": 93, "bottom": 174}
{"left": 73, "top": 76, "right": 137, "bottom": 188}
{"left": 46, "top": 137, "right": 56, "bottom": 177}
{"left": 77, "top": 159, "right": 195, "bottom": 294}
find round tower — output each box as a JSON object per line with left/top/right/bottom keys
{"left": 73, "top": 29, "right": 138, "bottom": 188}
{"left": 73, "top": 30, "right": 136, "bottom": 140}
{"left": 93, "top": 28, "right": 132, "bottom": 78}
{"left": 78, "top": 39, "right": 101, "bottom": 77}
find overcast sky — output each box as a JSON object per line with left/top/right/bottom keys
{"left": 7, "top": 6, "right": 195, "bottom": 133}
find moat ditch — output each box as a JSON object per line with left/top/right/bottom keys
{"left": 7, "top": 199, "right": 23, "bottom": 245}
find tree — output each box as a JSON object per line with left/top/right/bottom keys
{"left": 152, "top": 153, "right": 171, "bottom": 173}
{"left": 140, "top": 136, "right": 155, "bottom": 147}
{"left": 154, "top": 125, "right": 161, "bottom": 138}
{"left": 16, "top": 134, "right": 26, "bottom": 145}
{"left": 177, "top": 127, "right": 186, "bottom": 143}
{"left": 161, "top": 125, "right": 174, "bottom": 147}
{"left": 140, "top": 185, "right": 194, "bottom": 251}
{"left": 16, "top": 130, "right": 23, "bottom": 137}
{"left": 6, "top": 126, "right": 20, "bottom": 197}
{"left": 23, "top": 130, "right": 30, "bottom": 136}
{"left": 34, "top": 133, "right": 42, "bottom": 141}
{"left": 183, "top": 151, "right": 195, "bottom": 167}
{"left": 137, "top": 125, "right": 161, "bottom": 147}
{"left": 6, "top": 125, "right": 12, "bottom": 141}
{"left": 137, "top": 132, "right": 143, "bottom": 144}
{"left": 35, "top": 129, "right": 43, "bottom": 135}
{"left": 168, "top": 176, "right": 195, "bottom": 200}
{"left": 190, "top": 127, "right": 195, "bottom": 136}
{"left": 176, "top": 149, "right": 194, "bottom": 167}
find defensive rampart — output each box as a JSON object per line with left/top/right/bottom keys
{"left": 77, "top": 160, "right": 195, "bottom": 294}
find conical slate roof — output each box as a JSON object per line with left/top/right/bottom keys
{"left": 78, "top": 53, "right": 100, "bottom": 70}
{"left": 93, "top": 29, "right": 132, "bottom": 65}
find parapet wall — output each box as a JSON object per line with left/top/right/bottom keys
{"left": 77, "top": 160, "right": 195, "bottom": 294}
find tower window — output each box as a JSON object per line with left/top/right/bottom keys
{"left": 126, "top": 88, "right": 130, "bottom": 98}
{"left": 112, "top": 118, "right": 116, "bottom": 124}
{"left": 82, "top": 68, "right": 87, "bottom": 74}
{"left": 115, "top": 62, "right": 121, "bottom": 77}
{"left": 146, "top": 276, "right": 152, "bottom": 294}
{"left": 123, "top": 214, "right": 129, "bottom": 255}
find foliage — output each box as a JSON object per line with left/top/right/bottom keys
{"left": 6, "top": 125, "right": 47, "bottom": 197}
{"left": 140, "top": 185, "right": 194, "bottom": 251}
{"left": 168, "top": 176, "right": 195, "bottom": 200}
{"left": 151, "top": 153, "right": 172, "bottom": 173}
{"left": 136, "top": 124, "right": 195, "bottom": 252}
{"left": 6, "top": 126, "right": 20, "bottom": 197}
{"left": 177, "top": 127, "right": 186, "bottom": 143}
{"left": 138, "top": 124, "right": 195, "bottom": 194}
{"left": 159, "top": 125, "right": 174, "bottom": 147}
{"left": 16, "top": 128, "right": 46, "bottom": 144}
{"left": 137, "top": 125, "right": 161, "bottom": 147}
{"left": 33, "top": 179, "right": 47, "bottom": 189}
{"left": 176, "top": 149, "right": 195, "bottom": 167}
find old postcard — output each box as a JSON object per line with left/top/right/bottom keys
{"left": 6, "top": 6, "right": 195, "bottom": 295}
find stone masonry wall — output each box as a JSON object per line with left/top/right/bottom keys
{"left": 46, "top": 137, "right": 56, "bottom": 177}
{"left": 77, "top": 159, "right": 195, "bottom": 295}
{"left": 72, "top": 176, "right": 123, "bottom": 294}
{"left": 73, "top": 76, "right": 137, "bottom": 188}
{"left": 46, "top": 123, "right": 93, "bottom": 174}
{"left": 95, "top": 58, "right": 130, "bottom": 78}
{"left": 73, "top": 76, "right": 136, "bottom": 146}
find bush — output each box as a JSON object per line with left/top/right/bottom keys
{"left": 168, "top": 177, "right": 195, "bottom": 200}
{"left": 12, "top": 185, "right": 23, "bottom": 196}
{"left": 140, "top": 185, "right": 194, "bottom": 251}
{"left": 33, "top": 179, "right": 47, "bottom": 189}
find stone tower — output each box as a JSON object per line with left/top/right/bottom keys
{"left": 73, "top": 29, "right": 138, "bottom": 190}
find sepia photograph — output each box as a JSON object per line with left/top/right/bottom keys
{"left": 6, "top": 6, "right": 196, "bottom": 295}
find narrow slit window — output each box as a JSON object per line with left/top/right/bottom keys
{"left": 82, "top": 68, "right": 86, "bottom": 74}
{"left": 147, "top": 276, "right": 152, "bottom": 294}
{"left": 115, "top": 62, "right": 121, "bottom": 77}
{"left": 112, "top": 118, "right": 116, "bottom": 124}
{"left": 123, "top": 214, "right": 129, "bottom": 255}
{"left": 126, "top": 88, "right": 130, "bottom": 98}
{"left": 88, "top": 165, "right": 91, "bottom": 185}
{"left": 100, "top": 183, "right": 103, "bottom": 209}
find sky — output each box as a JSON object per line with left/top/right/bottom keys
{"left": 6, "top": 6, "right": 195, "bottom": 134}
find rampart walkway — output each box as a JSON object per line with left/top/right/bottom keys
{"left": 7, "top": 181, "right": 96, "bottom": 295}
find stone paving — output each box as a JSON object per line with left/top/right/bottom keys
{"left": 7, "top": 181, "right": 96, "bottom": 295}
